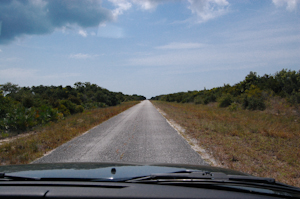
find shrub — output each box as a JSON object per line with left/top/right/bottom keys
{"left": 242, "top": 95, "right": 266, "bottom": 111}
{"left": 36, "top": 105, "right": 59, "bottom": 124}
{"left": 21, "top": 95, "right": 35, "bottom": 108}
{"left": 218, "top": 94, "right": 233, "bottom": 107}
{"left": 68, "top": 95, "right": 82, "bottom": 105}
{"left": 3, "top": 105, "right": 37, "bottom": 131}
{"left": 203, "top": 94, "right": 216, "bottom": 104}
{"left": 287, "top": 90, "right": 300, "bottom": 105}
{"left": 228, "top": 102, "right": 238, "bottom": 111}
{"left": 60, "top": 100, "right": 77, "bottom": 114}
{"left": 0, "top": 94, "right": 12, "bottom": 118}
{"left": 241, "top": 85, "right": 266, "bottom": 111}
{"left": 57, "top": 104, "right": 70, "bottom": 116}
{"left": 194, "top": 95, "right": 203, "bottom": 104}
{"left": 75, "top": 105, "right": 84, "bottom": 113}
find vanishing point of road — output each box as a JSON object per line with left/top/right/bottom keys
{"left": 34, "top": 100, "right": 207, "bottom": 165}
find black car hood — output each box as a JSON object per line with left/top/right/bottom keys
{"left": 0, "top": 162, "right": 248, "bottom": 180}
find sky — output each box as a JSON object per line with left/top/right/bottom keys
{"left": 0, "top": 0, "right": 299, "bottom": 99}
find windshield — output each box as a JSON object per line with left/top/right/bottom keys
{"left": 0, "top": 0, "right": 299, "bottom": 189}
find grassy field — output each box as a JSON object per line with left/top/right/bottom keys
{"left": 0, "top": 101, "right": 139, "bottom": 165}
{"left": 151, "top": 100, "right": 300, "bottom": 187}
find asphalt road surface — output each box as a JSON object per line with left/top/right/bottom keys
{"left": 34, "top": 100, "right": 207, "bottom": 165}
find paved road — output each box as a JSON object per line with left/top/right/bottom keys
{"left": 34, "top": 100, "right": 207, "bottom": 165}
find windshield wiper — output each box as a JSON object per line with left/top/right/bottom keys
{"left": 0, "top": 172, "right": 129, "bottom": 182}
{"left": 126, "top": 170, "right": 275, "bottom": 184}
{"left": 125, "top": 171, "right": 300, "bottom": 198}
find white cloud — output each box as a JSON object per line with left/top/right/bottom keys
{"left": 69, "top": 53, "right": 98, "bottom": 59}
{"left": 272, "top": 0, "right": 299, "bottom": 11}
{"left": 187, "top": 0, "right": 229, "bottom": 23}
{"left": 78, "top": 30, "right": 88, "bottom": 37}
{"left": 108, "top": 0, "right": 166, "bottom": 18}
{"left": 156, "top": 42, "right": 205, "bottom": 50}
{"left": 108, "top": 0, "right": 229, "bottom": 23}
{"left": 0, "top": 49, "right": 2, "bottom": 52}
{"left": 108, "top": 0, "right": 132, "bottom": 18}
{"left": 130, "top": 0, "right": 165, "bottom": 10}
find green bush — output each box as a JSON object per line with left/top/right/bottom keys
{"left": 203, "top": 94, "right": 216, "bottom": 104}
{"left": 194, "top": 95, "right": 203, "bottom": 104}
{"left": 218, "top": 94, "right": 233, "bottom": 107}
{"left": 68, "top": 95, "right": 82, "bottom": 105}
{"left": 60, "top": 100, "right": 77, "bottom": 114}
{"left": 2, "top": 105, "right": 37, "bottom": 131}
{"left": 75, "top": 105, "right": 84, "bottom": 113}
{"left": 287, "top": 90, "right": 300, "bottom": 105}
{"left": 0, "top": 94, "right": 12, "bottom": 118}
{"left": 21, "top": 95, "right": 35, "bottom": 108}
{"left": 242, "top": 95, "right": 266, "bottom": 111}
{"left": 228, "top": 102, "right": 238, "bottom": 111}
{"left": 36, "top": 105, "right": 59, "bottom": 124}
{"left": 0, "top": 103, "right": 61, "bottom": 131}
{"left": 57, "top": 104, "right": 70, "bottom": 116}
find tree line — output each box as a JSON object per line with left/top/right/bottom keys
{"left": 0, "top": 82, "right": 146, "bottom": 132}
{"left": 151, "top": 69, "right": 300, "bottom": 110}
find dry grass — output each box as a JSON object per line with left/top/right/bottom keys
{"left": 151, "top": 100, "right": 300, "bottom": 187}
{"left": 0, "top": 101, "right": 139, "bottom": 165}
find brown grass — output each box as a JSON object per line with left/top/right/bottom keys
{"left": 0, "top": 101, "right": 139, "bottom": 165}
{"left": 151, "top": 100, "right": 300, "bottom": 187}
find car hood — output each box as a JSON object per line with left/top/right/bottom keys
{"left": 0, "top": 162, "right": 248, "bottom": 180}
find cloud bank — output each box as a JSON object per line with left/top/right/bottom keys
{"left": 0, "top": 0, "right": 113, "bottom": 44}
{"left": 108, "top": 0, "right": 230, "bottom": 23}
{"left": 1, "top": 0, "right": 296, "bottom": 45}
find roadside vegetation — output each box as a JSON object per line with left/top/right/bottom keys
{"left": 151, "top": 69, "right": 300, "bottom": 110}
{"left": 0, "top": 101, "right": 139, "bottom": 165}
{"left": 151, "top": 69, "right": 300, "bottom": 187}
{"left": 0, "top": 82, "right": 145, "bottom": 136}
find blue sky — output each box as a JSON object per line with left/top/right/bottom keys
{"left": 0, "top": 0, "right": 299, "bottom": 99}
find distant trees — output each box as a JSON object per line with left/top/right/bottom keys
{"left": 151, "top": 69, "right": 300, "bottom": 110}
{"left": 0, "top": 82, "right": 146, "bottom": 132}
